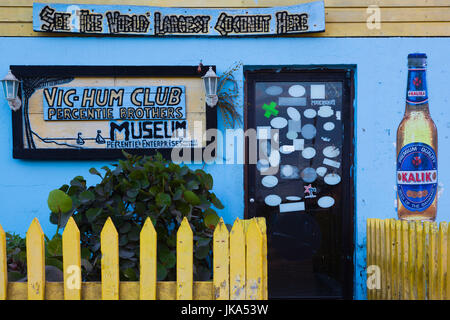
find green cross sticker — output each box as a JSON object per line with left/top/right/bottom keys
{"left": 262, "top": 101, "right": 279, "bottom": 118}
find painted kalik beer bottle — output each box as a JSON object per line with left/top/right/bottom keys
{"left": 397, "top": 53, "right": 438, "bottom": 221}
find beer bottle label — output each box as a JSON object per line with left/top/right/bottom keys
{"left": 406, "top": 68, "right": 428, "bottom": 105}
{"left": 397, "top": 142, "right": 437, "bottom": 211}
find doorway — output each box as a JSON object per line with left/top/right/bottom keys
{"left": 244, "top": 68, "right": 355, "bottom": 299}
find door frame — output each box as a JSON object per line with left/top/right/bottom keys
{"left": 243, "top": 67, "right": 355, "bottom": 299}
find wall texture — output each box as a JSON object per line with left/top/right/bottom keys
{"left": 0, "top": 36, "right": 449, "bottom": 299}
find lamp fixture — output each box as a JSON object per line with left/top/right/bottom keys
{"left": 202, "top": 66, "right": 219, "bottom": 107}
{"left": 1, "top": 70, "right": 22, "bottom": 111}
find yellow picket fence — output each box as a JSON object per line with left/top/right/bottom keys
{"left": 367, "top": 218, "right": 450, "bottom": 300}
{"left": 0, "top": 216, "right": 267, "bottom": 300}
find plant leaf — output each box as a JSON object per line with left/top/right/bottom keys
{"left": 47, "top": 189, "right": 73, "bottom": 214}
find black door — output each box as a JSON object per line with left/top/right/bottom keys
{"left": 245, "top": 68, "right": 354, "bottom": 299}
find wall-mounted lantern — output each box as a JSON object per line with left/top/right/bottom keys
{"left": 1, "top": 70, "right": 22, "bottom": 111}
{"left": 202, "top": 66, "right": 219, "bottom": 107}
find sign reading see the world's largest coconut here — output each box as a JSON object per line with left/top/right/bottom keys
{"left": 32, "top": 1, "right": 325, "bottom": 36}
{"left": 11, "top": 66, "right": 212, "bottom": 160}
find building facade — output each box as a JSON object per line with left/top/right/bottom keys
{"left": 0, "top": 0, "right": 449, "bottom": 299}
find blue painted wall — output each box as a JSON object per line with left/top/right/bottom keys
{"left": 0, "top": 37, "right": 449, "bottom": 299}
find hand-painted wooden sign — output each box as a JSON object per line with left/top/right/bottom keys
{"left": 11, "top": 66, "right": 216, "bottom": 159}
{"left": 32, "top": 1, "right": 325, "bottom": 36}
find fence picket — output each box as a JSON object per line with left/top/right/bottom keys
{"left": 246, "top": 219, "right": 264, "bottom": 300}
{"left": 366, "top": 219, "right": 372, "bottom": 300}
{"left": 0, "top": 224, "right": 6, "bottom": 300}
{"left": 62, "top": 217, "right": 81, "bottom": 300}
{"left": 438, "top": 222, "right": 447, "bottom": 299}
{"left": 101, "top": 217, "right": 119, "bottom": 300}
{"left": 256, "top": 217, "right": 268, "bottom": 300}
{"left": 384, "top": 219, "right": 392, "bottom": 299}
{"left": 230, "top": 218, "right": 246, "bottom": 300}
{"left": 177, "top": 217, "right": 193, "bottom": 300}
{"left": 26, "top": 218, "right": 45, "bottom": 300}
{"left": 416, "top": 222, "right": 425, "bottom": 300}
{"left": 429, "top": 222, "right": 438, "bottom": 299}
{"left": 401, "top": 220, "right": 409, "bottom": 300}
{"left": 371, "top": 219, "right": 377, "bottom": 299}
{"left": 140, "top": 217, "right": 157, "bottom": 300}
{"left": 408, "top": 222, "right": 416, "bottom": 300}
{"left": 367, "top": 219, "right": 450, "bottom": 301}
{"left": 379, "top": 219, "right": 386, "bottom": 299}
{"left": 0, "top": 217, "right": 268, "bottom": 300}
{"left": 213, "top": 218, "right": 229, "bottom": 300}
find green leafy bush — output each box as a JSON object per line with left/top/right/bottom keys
{"left": 5, "top": 232, "right": 27, "bottom": 281}
{"left": 5, "top": 232, "right": 66, "bottom": 281}
{"left": 49, "top": 151, "right": 224, "bottom": 281}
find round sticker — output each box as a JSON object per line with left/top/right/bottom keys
{"left": 304, "top": 109, "right": 317, "bottom": 119}
{"left": 301, "top": 124, "right": 317, "bottom": 140}
{"left": 318, "top": 196, "right": 335, "bottom": 208}
{"left": 265, "top": 86, "right": 283, "bottom": 96}
{"left": 265, "top": 195, "right": 282, "bottom": 206}
{"left": 288, "top": 85, "right": 306, "bottom": 97}
{"left": 301, "top": 167, "right": 317, "bottom": 183}
{"left": 302, "top": 147, "right": 316, "bottom": 159}
{"left": 262, "top": 175, "right": 278, "bottom": 188}
{"left": 323, "top": 122, "right": 335, "bottom": 131}
{"left": 324, "top": 173, "right": 341, "bottom": 185}
{"left": 287, "top": 107, "right": 301, "bottom": 121}
{"left": 271, "top": 117, "right": 288, "bottom": 129}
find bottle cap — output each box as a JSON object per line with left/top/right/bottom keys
{"left": 408, "top": 53, "right": 427, "bottom": 68}
{"left": 408, "top": 53, "right": 427, "bottom": 59}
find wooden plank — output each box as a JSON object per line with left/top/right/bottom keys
{"left": 256, "top": 217, "right": 268, "bottom": 300}
{"left": 429, "top": 222, "right": 438, "bottom": 299}
{"left": 213, "top": 218, "right": 229, "bottom": 300}
{"left": 407, "top": 222, "right": 416, "bottom": 300}
{"left": 1, "top": 0, "right": 449, "bottom": 8}
{"left": 2, "top": 21, "right": 450, "bottom": 37}
{"left": 394, "top": 220, "right": 402, "bottom": 299}
{"left": 438, "top": 222, "right": 447, "bottom": 299}
{"left": 367, "top": 218, "right": 374, "bottom": 300}
{"left": 416, "top": 222, "right": 425, "bottom": 300}
{"left": 230, "top": 218, "right": 246, "bottom": 300}
{"left": 243, "top": 0, "right": 450, "bottom": 7}
{"left": 423, "top": 221, "right": 431, "bottom": 299}
{"left": 62, "top": 217, "right": 81, "bottom": 300}
{"left": 6, "top": 281, "right": 215, "bottom": 300}
{"left": 26, "top": 218, "right": 45, "bottom": 300}
{"left": 379, "top": 219, "right": 386, "bottom": 299}
{"left": 401, "top": 220, "right": 409, "bottom": 300}
{"left": 384, "top": 219, "right": 392, "bottom": 300}
{"left": 390, "top": 219, "right": 396, "bottom": 299}
{"left": 177, "top": 217, "right": 193, "bottom": 300}
{"left": 374, "top": 219, "right": 380, "bottom": 300}
{"left": 0, "top": 7, "right": 32, "bottom": 22}
{"left": 6, "top": 7, "right": 450, "bottom": 23}
{"left": 0, "top": 224, "right": 7, "bottom": 300}
{"left": 326, "top": 7, "right": 450, "bottom": 22}
{"left": 245, "top": 219, "right": 264, "bottom": 300}
{"left": 140, "top": 217, "right": 157, "bottom": 300}
{"left": 101, "top": 217, "right": 119, "bottom": 300}
{"left": 424, "top": 221, "right": 437, "bottom": 300}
